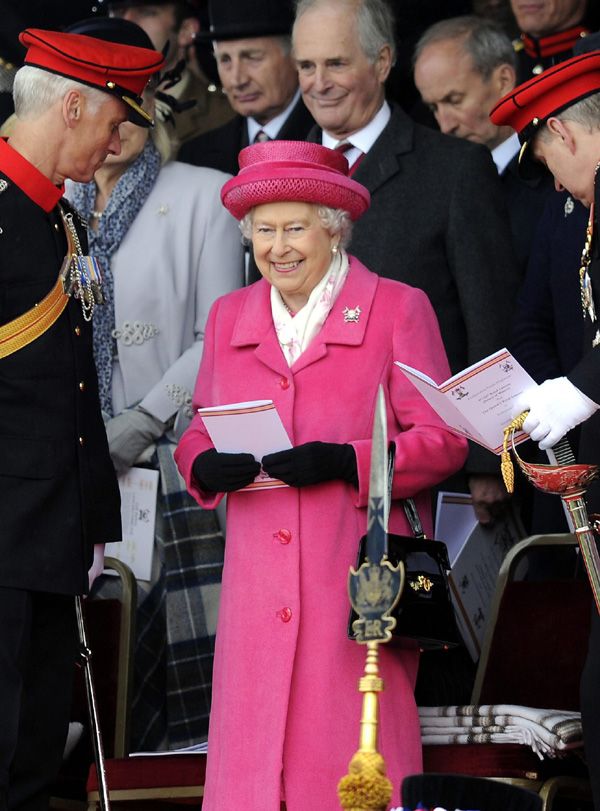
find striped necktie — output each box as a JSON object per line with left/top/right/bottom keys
{"left": 334, "top": 140, "right": 364, "bottom": 176}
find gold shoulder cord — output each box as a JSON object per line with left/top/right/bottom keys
{"left": 0, "top": 208, "right": 81, "bottom": 359}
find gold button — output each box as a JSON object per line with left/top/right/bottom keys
{"left": 79, "top": 436, "right": 84, "bottom": 446}
{"left": 74, "top": 326, "right": 81, "bottom": 336}
{"left": 79, "top": 381, "right": 85, "bottom": 391}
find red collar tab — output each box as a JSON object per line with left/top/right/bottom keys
{"left": 521, "top": 26, "right": 590, "bottom": 60}
{"left": 0, "top": 139, "right": 63, "bottom": 212}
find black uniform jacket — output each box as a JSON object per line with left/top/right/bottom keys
{"left": 0, "top": 139, "right": 121, "bottom": 595}
{"left": 177, "top": 95, "right": 315, "bottom": 175}
{"left": 568, "top": 178, "right": 600, "bottom": 510}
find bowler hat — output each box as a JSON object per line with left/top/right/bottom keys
{"left": 490, "top": 49, "right": 600, "bottom": 177}
{"left": 221, "top": 140, "right": 371, "bottom": 221}
{"left": 94, "top": 0, "right": 201, "bottom": 14}
{"left": 19, "top": 27, "right": 164, "bottom": 126}
{"left": 199, "top": 0, "right": 294, "bottom": 41}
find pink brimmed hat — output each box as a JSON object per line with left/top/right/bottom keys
{"left": 220, "top": 140, "right": 371, "bottom": 221}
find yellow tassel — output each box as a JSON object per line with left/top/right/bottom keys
{"left": 337, "top": 751, "right": 392, "bottom": 811}
{"left": 500, "top": 412, "right": 529, "bottom": 494}
{"left": 501, "top": 450, "right": 514, "bottom": 494}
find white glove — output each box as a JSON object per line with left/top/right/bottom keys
{"left": 105, "top": 406, "right": 166, "bottom": 474}
{"left": 512, "top": 377, "right": 599, "bottom": 450}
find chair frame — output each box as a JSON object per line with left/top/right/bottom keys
{"left": 50, "top": 557, "right": 137, "bottom": 810}
{"left": 439, "top": 533, "right": 593, "bottom": 811}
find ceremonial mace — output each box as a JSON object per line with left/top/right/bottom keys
{"left": 75, "top": 596, "right": 111, "bottom": 811}
{"left": 501, "top": 414, "right": 600, "bottom": 612}
{"left": 338, "top": 387, "right": 405, "bottom": 811}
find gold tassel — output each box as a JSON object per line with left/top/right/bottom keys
{"left": 500, "top": 412, "right": 528, "bottom": 494}
{"left": 337, "top": 751, "right": 392, "bottom": 811}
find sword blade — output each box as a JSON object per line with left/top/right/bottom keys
{"left": 366, "top": 386, "right": 388, "bottom": 564}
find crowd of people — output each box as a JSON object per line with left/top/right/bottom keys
{"left": 1, "top": 0, "right": 600, "bottom": 809}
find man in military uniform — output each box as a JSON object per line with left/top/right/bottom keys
{"left": 510, "top": 0, "right": 595, "bottom": 82}
{"left": 491, "top": 49, "right": 600, "bottom": 808}
{"left": 0, "top": 27, "right": 163, "bottom": 809}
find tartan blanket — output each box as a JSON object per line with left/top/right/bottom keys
{"left": 419, "top": 704, "right": 582, "bottom": 759}
{"left": 130, "top": 438, "right": 224, "bottom": 751}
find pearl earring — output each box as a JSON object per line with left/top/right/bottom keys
{"left": 331, "top": 244, "right": 339, "bottom": 254}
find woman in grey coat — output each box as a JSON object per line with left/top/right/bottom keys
{"left": 68, "top": 82, "right": 243, "bottom": 751}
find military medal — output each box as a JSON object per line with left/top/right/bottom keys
{"left": 60, "top": 209, "right": 106, "bottom": 321}
{"left": 579, "top": 202, "right": 597, "bottom": 328}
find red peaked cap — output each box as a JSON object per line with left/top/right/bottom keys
{"left": 19, "top": 28, "right": 164, "bottom": 126}
{"left": 490, "top": 50, "right": 600, "bottom": 173}
{"left": 221, "top": 140, "right": 371, "bottom": 221}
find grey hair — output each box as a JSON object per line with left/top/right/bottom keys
{"left": 240, "top": 204, "right": 353, "bottom": 247}
{"left": 413, "top": 15, "right": 516, "bottom": 79}
{"left": 13, "top": 65, "right": 109, "bottom": 120}
{"left": 537, "top": 91, "right": 600, "bottom": 141}
{"left": 294, "top": 0, "right": 396, "bottom": 65}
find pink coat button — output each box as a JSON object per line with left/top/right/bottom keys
{"left": 279, "top": 376, "right": 290, "bottom": 389}
{"left": 274, "top": 528, "right": 292, "bottom": 544}
{"left": 278, "top": 607, "right": 293, "bottom": 623}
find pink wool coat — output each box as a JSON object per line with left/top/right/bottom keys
{"left": 175, "top": 258, "right": 467, "bottom": 811}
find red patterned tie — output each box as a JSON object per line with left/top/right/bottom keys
{"left": 334, "top": 140, "right": 364, "bottom": 176}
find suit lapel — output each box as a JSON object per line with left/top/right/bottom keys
{"left": 231, "top": 282, "right": 289, "bottom": 376}
{"left": 352, "top": 105, "right": 414, "bottom": 195}
{"left": 276, "top": 98, "right": 316, "bottom": 141}
{"left": 309, "top": 105, "right": 415, "bottom": 196}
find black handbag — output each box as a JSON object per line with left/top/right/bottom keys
{"left": 348, "top": 497, "right": 462, "bottom": 651}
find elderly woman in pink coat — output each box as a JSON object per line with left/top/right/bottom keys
{"left": 175, "top": 141, "right": 467, "bottom": 811}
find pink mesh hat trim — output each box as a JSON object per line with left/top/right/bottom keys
{"left": 221, "top": 141, "right": 371, "bottom": 221}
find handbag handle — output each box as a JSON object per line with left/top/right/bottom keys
{"left": 386, "top": 441, "right": 426, "bottom": 540}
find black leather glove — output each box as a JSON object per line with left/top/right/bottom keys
{"left": 262, "top": 442, "right": 358, "bottom": 488}
{"left": 192, "top": 448, "right": 261, "bottom": 493}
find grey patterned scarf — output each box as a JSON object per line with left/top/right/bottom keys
{"left": 70, "top": 138, "right": 162, "bottom": 415}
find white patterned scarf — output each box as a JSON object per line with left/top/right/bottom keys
{"left": 271, "top": 249, "right": 349, "bottom": 366}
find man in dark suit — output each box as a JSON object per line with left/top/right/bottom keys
{"left": 510, "top": 0, "right": 595, "bottom": 83}
{"left": 178, "top": 0, "right": 314, "bottom": 175}
{"left": 0, "top": 27, "right": 162, "bottom": 809}
{"left": 491, "top": 48, "right": 600, "bottom": 810}
{"left": 293, "top": 0, "right": 521, "bottom": 525}
{"left": 413, "top": 15, "right": 555, "bottom": 276}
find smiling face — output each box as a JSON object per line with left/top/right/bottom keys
{"left": 251, "top": 201, "right": 338, "bottom": 311}
{"left": 293, "top": 2, "right": 391, "bottom": 140}
{"left": 510, "top": 0, "right": 587, "bottom": 37}
{"left": 214, "top": 37, "right": 299, "bottom": 124}
{"left": 414, "top": 38, "right": 515, "bottom": 150}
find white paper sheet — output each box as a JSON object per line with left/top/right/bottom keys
{"left": 436, "top": 491, "right": 524, "bottom": 661}
{"left": 198, "top": 400, "right": 292, "bottom": 491}
{"left": 396, "top": 348, "right": 535, "bottom": 454}
{"left": 105, "top": 467, "right": 159, "bottom": 581}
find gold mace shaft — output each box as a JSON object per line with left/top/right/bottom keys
{"left": 338, "top": 642, "right": 393, "bottom": 811}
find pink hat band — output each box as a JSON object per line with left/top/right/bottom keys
{"left": 221, "top": 141, "right": 370, "bottom": 221}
